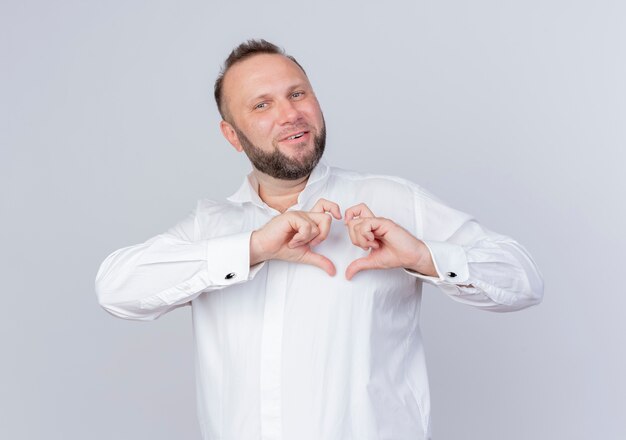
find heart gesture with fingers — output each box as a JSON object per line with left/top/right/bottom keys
{"left": 344, "top": 203, "right": 437, "bottom": 280}
{"left": 249, "top": 198, "right": 343, "bottom": 276}
{"left": 250, "top": 198, "right": 436, "bottom": 280}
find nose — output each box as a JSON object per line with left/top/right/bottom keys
{"left": 276, "top": 98, "right": 301, "bottom": 125}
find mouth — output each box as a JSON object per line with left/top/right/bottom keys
{"left": 281, "top": 130, "right": 309, "bottom": 142}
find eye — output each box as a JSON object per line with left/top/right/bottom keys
{"left": 291, "top": 91, "right": 304, "bottom": 99}
{"left": 254, "top": 102, "right": 268, "bottom": 110}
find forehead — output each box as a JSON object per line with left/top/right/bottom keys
{"left": 222, "top": 54, "right": 311, "bottom": 105}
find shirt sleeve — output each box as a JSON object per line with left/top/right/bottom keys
{"left": 404, "top": 187, "right": 544, "bottom": 312}
{"left": 95, "top": 208, "right": 265, "bottom": 321}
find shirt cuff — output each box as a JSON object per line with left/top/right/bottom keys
{"left": 206, "top": 231, "right": 265, "bottom": 286}
{"left": 404, "top": 240, "right": 470, "bottom": 285}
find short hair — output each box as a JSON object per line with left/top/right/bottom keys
{"left": 214, "top": 39, "right": 307, "bottom": 121}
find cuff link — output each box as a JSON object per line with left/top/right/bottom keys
{"left": 225, "top": 272, "right": 236, "bottom": 280}
{"left": 446, "top": 271, "right": 457, "bottom": 278}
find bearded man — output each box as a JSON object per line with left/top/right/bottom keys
{"left": 96, "top": 39, "right": 543, "bottom": 440}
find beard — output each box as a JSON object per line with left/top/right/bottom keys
{"left": 233, "top": 119, "right": 326, "bottom": 180}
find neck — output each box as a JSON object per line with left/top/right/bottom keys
{"left": 253, "top": 169, "right": 310, "bottom": 213}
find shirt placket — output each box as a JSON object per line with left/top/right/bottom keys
{"left": 259, "top": 259, "right": 288, "bottom": 440}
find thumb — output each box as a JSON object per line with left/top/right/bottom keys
{"left": 345, "top": 256, "right": 378, "bottom": 280}
{"left": 300, "top": 250, "right": 337, "bottom": 276}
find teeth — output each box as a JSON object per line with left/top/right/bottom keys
{"left": 288, "top": 132, "right": 304, "bottom": 140}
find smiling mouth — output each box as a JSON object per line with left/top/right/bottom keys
{"left": 285, "top": 131, "right": 307, "bottom": 141}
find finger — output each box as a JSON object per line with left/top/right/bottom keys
{"left": 300, "top": 250, "right": 337, "bottom": 276}
{"left": 353, "top": 221, "right": 377, "bottom": 245}
{"left": 310, "top": 198, "right": 342, "bottom": 220}
{"left": 344, "top": 203, "right": 375, "bottom": 223}
{"left": 348, "top": 218, "right": 377, "bottom": 251}
{"left": 357, "top": 217, "right": 391, "bottom": 240}
{"left": 346, "top": 218, "right": 361, "bottom": 249}
{"left": 288, "top": 218, "right": 318, "bottom": 248}
{"left": 345, "top": 256, "right": 378, "bottom": 280}
{"left": 353, "top": 223, "right": 375, "bottom": 250}
{"left": 308, "top": 212, "right": 333, "bottom": 247}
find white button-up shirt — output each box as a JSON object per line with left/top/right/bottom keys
{"left": 96, "top": 161, "right": 543, "bottom": 440}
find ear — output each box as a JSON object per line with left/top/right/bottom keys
{"left": 220, "top": 120, "right": 243, "bottom": 152}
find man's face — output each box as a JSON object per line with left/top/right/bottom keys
{"left": 220, "top": 54, "right": 326, "bottom": 180}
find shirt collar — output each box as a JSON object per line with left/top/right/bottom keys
{"left": 227, "top": 159, "right": 330, "bottom": 212}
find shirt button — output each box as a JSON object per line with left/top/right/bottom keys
{"left": 225, "top": 272, "right": 236, "bottom": 280}
{"left": 446, "top": 271, "right": 457, "bottom": 278}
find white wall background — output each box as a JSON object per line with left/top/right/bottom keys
{"left": 2, "top": 0, "right": 625, "bottom": 439}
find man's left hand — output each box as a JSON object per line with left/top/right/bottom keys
{"left": 344, "top": 203, "right": 438, "bottom": 280}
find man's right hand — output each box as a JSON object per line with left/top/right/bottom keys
{"left": 249, "top": 199, "right": 341, "bottom": 276}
